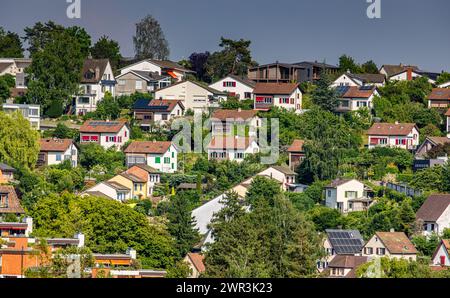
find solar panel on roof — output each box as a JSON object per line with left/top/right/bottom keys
{"left": 360, "top": 86, "right": 373, "bottom": 91}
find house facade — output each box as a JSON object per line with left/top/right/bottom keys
{"left": 38, "top": 138, "right": 78, "bottom": 167}
{"left": 335, "top": 86, "right": 379, "bottom": 113}
{"left": 79, "top": 120, "right": 130, "bottom": 150}
{"left": 362, "top": 232, "right": 417, "bottom": 261}
{"left": 326, "top": 256, "right": 368, "bottom": 278}
{"left": 416, "top": 194, "right": 450, "bottom": 236}
{"left": 287, "top": 139, "right": 305, "bottom": 171}
{"left": 119, "top": 59, "right": 194, "bottom": 82}
{"left": 209, "top": 74, "right": 255, "bottom": 100}
{"left": 75, "top": 59, "right": 116, "bottom": 116}
{"left": 0, "top": 185, "right": 25, "bottom": 220}
{"left": 255, "top": 166, "right": 297, "bottom": 192}
{"left": 124, "top": 141, "right": 178, "bottom": 173}
{"left": 431, "top": 240, "right": 450, "bottom": 267}
{"left": 367, "top": 123, "right": 420, "bottom": 150}
{"left": 184, "top": 253, "right": 205, "bottom": 278}
{"left": 428, "top": 88, "right": 450, "bottom": 109}
{"left": 132, "top": 99, "right": 184, "bottom": 128}
{"left": 253, "top": 83, "right": 302, "bottom": 112}
{"left": 0, "top": 163, "right": 15, "bottom": 183}
{"left": 415, "top": 136, "right": 450, "bottom": 159}
{"left": 0, "top": 58, "right": 31, "bottom": 94}
{"left": 154, "top": 80, "right": 227, "bottom": 113}
{"left": 447, "top": 109, "right": 450, "bottom": 137}
{"left": 1, "top": 103, "right": 40, "bottom": 130}
{"left": 115, "top": 70, "right": 171, "bottom": 95}
{"left": 207, "top": 136, "right": 259, "bottom": 163}
{"left": 325, "top": 179, "right": 372, "bottom": 213}
{"left": 210, "top": 109, "right": 260, "bottom": 137}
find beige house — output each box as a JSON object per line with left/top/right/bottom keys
{"left": 116, "top": 70, "right": 171, "bottom": 95}
{"left": 327, "top": 255, "right": 368, "bottom": 278}
{"left": 183, "top": 253, "right": 205, "bottom": 278}
{"left": 325, "top": 179, "right": 373, "bottom": 214}
{"left": 362, "top": 232, "right": 417, "bottom": 261}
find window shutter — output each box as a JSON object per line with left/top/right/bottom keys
{"left": 105, "top": 136, "right": 109, "bottom": 143}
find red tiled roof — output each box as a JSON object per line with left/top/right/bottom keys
{"left": 428, "top": 88, "right": 450, "bottom": 101}
{"left": 80, "top": 120, "right": 127, "bottom": 133}
{"left": 416, "top": 194, "right": 450, "bottom": 222}
{"left": 376, "top": 232, "right": 417, "bottom": 255}
{"left": 40, "top": 138, "right": 73, "bottom": 152}
{"left": 287, "top": 139, "right": 305, "bottom": 152}
{"left": 211, "top": 109, "right": 258, "bottom": 121}
{"left": 367, "top": 123, "right": 417, "bottom": 136}
{"left": 187, "top": 253, "right": 205, "bottom": 273}
{"left": 124, "top": 141, "right": 172, "bottom": 154}
{"left": 445, "top": 108, "right": 450, "bottom": 117}
{"left": 207, "top": 136, "right": 254, "bottom": 150}
{"left": 328, "top": 255, "right": 368, "bottom": 269}
{"left": 0, "top": 186, "right": 25, "bottom": 214}
{"left": 148, "top": 99, "right": 184, "bottom": 112}
{"left": 253, "top": 83, "right": 299, "bottom": 95}
{"left": 342, "top": 86, "right": 376, "bottom": 98}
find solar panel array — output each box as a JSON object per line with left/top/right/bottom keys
{"left": 359, "top": 85, "right": 374, "bottom": 91}
{"left": 90, "top": 121, "right": 120, "bottom": 127}
{"left": 326, "top": 230, "right": 364, "bottom": 255}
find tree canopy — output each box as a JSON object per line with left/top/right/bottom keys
{"left": 133, "top": 15, "right": 170, "bottom": 60}
{"left": 0, "top": 27, "right": 23, "bottom": 58}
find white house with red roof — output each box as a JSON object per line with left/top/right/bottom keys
{"left": 253, "top": 83, "right": 302, "bottom": 112}
{"left": 132, "top": 98, "right": 185, "bottom": 127}
{"left": 209, "top": 74, "right": 256, "bottom": 100}
{"left": 335, "top": 85, "right": 379, "bottom": 113}
{"left": 431, "top": 239, "right": 450, "bottom": 267}
{"left": 210, "top": 109, "right": 260, "bottom": 137}
{"left": 207, "top": 136, "right": 259, "bottom": 163}
{"left": 79, "top": 120, "right": 130, "bottom": 150}
{"left": 367, "top": 122, "right": 419, "bottom": 150}
{"left": 124, "top": 141, "right": 178, "bottom": 173}
{"left": 362, "top": 232, "right": 417, "bottom": 261}
{"left": 38, "top": 138, "right": 78, "bottom": 167}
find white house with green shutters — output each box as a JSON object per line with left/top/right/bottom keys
{"left": 124, "top": 141, "right": 178, "bottom": 173}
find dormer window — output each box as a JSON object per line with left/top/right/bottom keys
{"left": 85, "top": 69, "right": 95, "bottom": 80}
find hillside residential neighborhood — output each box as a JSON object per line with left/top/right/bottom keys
{"left": 1, "top": 13, "right": 450, "bottom": 281}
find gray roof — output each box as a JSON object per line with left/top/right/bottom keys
{"left": 226, "top": 74, "right": 256, "bottom": 87}
{"left": 0, "top": 163, "right": 15, "bottom": 172}
{"left": 326, "top": 229, "right": 365, "bottom": 255}
{"left": 271, "top": 165, "right": 297, "bottom": 176}
{"left": 118, "top": 70, "right": 169, "bottom": 82}
{"left": 347, "top": 73, "right": 386, "bottom": 84}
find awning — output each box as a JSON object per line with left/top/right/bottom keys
{"left": 167, "top": 71, "right": 177, "bottom": 79}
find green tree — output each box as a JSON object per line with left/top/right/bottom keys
{"left": 53, "top": 123, "right": 79, "bottom": 140}
{"left": 436, "top": 72, "right": 450, "bottom": 85}
{"left": 361, "top": 60, "right": 379, "bottom": 74}
{"left": 357, "top": 257, "right": 432, "bottom": 278}
{"left": 246, "top": 176, "right": 282, "bottom": 207}
{"left": 166, "top": 192, "right": 201, "bottom": 257}
{"left": 338, "top": 55, "right": 361, "bottom": 73}
{"left": 23, "top": 21, "right": 65, "bottom": 56}
{"left": 26, "top": 29, "right": 85, "bottom": 116}
{"left": 206, "top": 37, "right": 256, "bottom": 81}
{"left": 133, "top": 15, "right": 170, "bottom": 60}
{"left": 91, "top": 36, "right": 122, "bottom": 71}
{"left": 0, "top": 27, "right": 23, "bottom": 58}
{"left": 310, "top": 75, "right": 339, "bottom": 111}
{"left": 411, "top": 234, "right": 440, "bottom": 257}
{"left": 0, "top": 111, "right": 40, "bottom": 169}
{"left": 94, "top": 92, "right": 121, "bottom": 120}
{"left": 409, "top": 166, "right": 443, "bottom": 192}
{"left": 307, "top": 206, "right": 342, "bottom": 231}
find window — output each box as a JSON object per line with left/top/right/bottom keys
{"left": 135, "top": 80, "right": 143, "bottom": 90}
{"left": 155, "top": 157, "right": 161, "bottom": 164}
{"left": 365, "top": 247, "right": 373, "bottom": 255}
{"left": 244, "top": 92, "right": 252, "bottom": 99}
{"left": 357, "top": 101, "right": 367, "bottom": 107}
{"left": 235, "top": 152, "right": 244, "bottom": 159}
{"left": 56, "top": 154, "right": 62, "bottom": 161}
{"left": 327, "top": 190, "right": 332, "bottom": 197}
{"left": 377, "top": 248, "right": 386, "bottom": 256}
{"left": 345, "top": 191, "right": 357, "bottom": 199}
{"left": 162, "top": 114, "right": 168, "bottom": 121}
{"left": 118, "top": 80, "right": 126, "bottom": 86}
{"left": 164, "top": 157, "right": 170, "bottom": 164}
{"left": 171, "top": 163, "right": 174, "bottom": 170}
{"left": 341, "top": 100, "right": 350, "bottom": 107}
{"left": 0, "top": 193, "right": 9, "bottom": 208}
{"left": 223, "top": 81, "right": 236, "bottom": 87}
{"left": 279, "top": 98, "right": 289, "bottom": 104}
{"left": 441, "top": 256, "right": 446, "bottom": 266}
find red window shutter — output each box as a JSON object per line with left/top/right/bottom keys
{"left": 223, "top": 82, "right": 226, "bottom": 87}
{"left": 82, "top": 136, "right": 90, "bottom": 141}
{"left": 105, "top": 136, "right": 108, "bottom": 143}
{"left": 233, "top": 82, "right": 236, "bottom": 87}
{"left": 441, "top": 256, "right": 446, "bottom": 265}
{"left": 279, "top": 98, "right": 282, "bottom": 104}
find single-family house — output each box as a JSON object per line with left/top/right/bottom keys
{"left": 0, "top": 58, "right": 31, "bottom": 93}
{"left": 428, "top": 88, "right": 450, "bottom": 109}
{"left": 154, "top": 80, "right": 227, "bottom": 113}
{"left": 362, "top": 232, "right": 417, "bottom": 261}
{"left": 325, "top": 179, "right": 373, "bottom": 213}
{"left": 124, "top": 141, "right": 178, "bottom": 173}
{"left": 0, "top": 185, "right": 25, "bottom": 220}
{"left": 116, "top": 70, "right": 171, "bottom": 95}
{"left": 293, "top": 61, "right": 340, "bottom": 82}
{"left": 332, "top": 72, "right": 386, "bottom": 88}
{"left": 326, "top": 255, "right": 368, "bottom": 278}
{"left": 207, "top": 136, "right": 259, "bottom": 163}
{"left": 211, "top": 109, "right": 260, "bottom": 137}
{"left": 380, "top": 64, "right": 439, "bottom": 84}
{"left": 0, "top": 163, "right": 15, "bottom": 183}
{"left": 319, "top": 229, "right": 365, "bottom": 272}
{"left": 416, "top": 194, "right": 450, "bottom": 236}
{"left": 132, "top": 99, "right": 184, "bottom": 128}
{"left": 335, "top": 86, "right": 379, "bottom": 113}
{"left": 74, "top": 59, "right": 116, "bottom": 116}
{"left": 415, "top": 136, "right": 450, "bottom": 159}
{"left": 446, "top": 108, "right": 450, "bottom": 137}
{"left": 367, "top": 122, "right": 420, "bottom": 150}
{"left": 209, "top": 74, "right": 256, "bottom": 100}
{"left": 439, "top": 81, "right": 450, "bottom": 88}
{"left": 248, "top": 62, "right": 306, "bottom": 83}
{"left": 431, "top": 239, "right": 450, "bottom": 267}
{"left": 38, "top": 138, "right": 78, "bottom": 167}
{"left": 287, "top": 139, "right": 305, "bottom": 171}
{"left": 1, "top": 103, "right": 40, "bottom": 130}
{"left": 253, "top": 83, "right": 302, "bottom": 112}
{"left": 79, "top": 120, "right": 130, "bottom": 150}
{"left": 119, "top": 59, "right": 195, "bottom": 82}
{"left": 83, "top": 181, "right": 132, "bottom": 202}
{"left": 184, "top": 253, "right": 205, "bottom": 278}
{"left": 254, "top": 166, "right": 297, "bottom": 192}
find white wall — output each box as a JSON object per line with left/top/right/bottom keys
{"left": 120, "top": 61, "right": 162, "bottom": 75}
{"left": 332, "top": 74, "right": 361, "bottom": 87}
{"left": 437, "top": 205, "right": 450, "bottom": 235}
{"left": 46, "top": 144, "right": 78, "bottom": 167}
{"left": 209, "top": 77, "right": 254, "bottom": 100}
{"left": 98, "top": 126, "right": 130, "bottom": 150}
{"left": 368, "top": 127, "right": 420, "bottom": 150}
{"left": 270, "top": 89, "right": 303, "bottom": 112}
{"left": 145, "top": 145, "right": 178, "bottom": 173}
{"left": 362, "top": 235, "right": 417, "bottom": 261}
{"left": 431, "top": 243, "right": 450, "bottom": 266}
{"left": 325, "top": 180, "right": 365, "bottom": 213}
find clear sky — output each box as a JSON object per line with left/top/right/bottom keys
{"left": 1, "top": 0, "right": 449, "bottom": 72}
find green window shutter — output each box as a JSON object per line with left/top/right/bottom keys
{"left": 172, "top": 152, "right": 174, "bottom": 158}
{"left": 156, "top": 157, "right": 161, "bottom": 164}
{"left": 171, "top": 163, "right": 174, "bottom": 169}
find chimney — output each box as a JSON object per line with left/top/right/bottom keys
{"left": 75, "top": 232, "right": 85, "bottom": 248}
{"left": 395, "top": 121, "right": 399, "bottom": 125}
{"left": 406, "top": 67, "right": 413, "bottom": 81}
{"left": 238, "top": 108, "right": 242, "bottom": 112}
{"left": 127, "top": 248, "right": 137, "bottom": 260}
{"left": 95, "top": 66, "right": 100, "bottom": 80}
{"left": 24, "top": 217, "right": 33, "bottom": 237}
{"left": 389, "top": 228, "right": 395, "bottom": 233}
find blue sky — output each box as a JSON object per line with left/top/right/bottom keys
{"left": 1, "top": 0, "right": 449, "bottom": 71}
